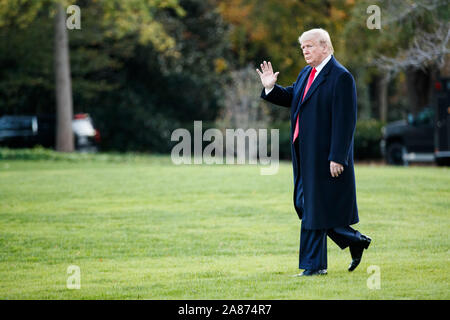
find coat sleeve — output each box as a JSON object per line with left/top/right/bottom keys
{"left": 260, "top": 83, "right": 295, "bottom": 108}
{"left": 328, "top": 72, "right": 357, "bottom": 166}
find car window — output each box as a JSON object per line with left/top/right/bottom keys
{"left": 415, "top": 108, "right": 434, "bottom": 125}
{"left": 0, "top": 117, "right": 33, "bottom": 130}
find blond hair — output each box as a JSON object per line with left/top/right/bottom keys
{"left": 298, "top": 28, "right": 334, "bottom": 54}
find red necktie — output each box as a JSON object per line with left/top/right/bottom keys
{"left": 293, "top": 67, "right": 317, "bottom": 143}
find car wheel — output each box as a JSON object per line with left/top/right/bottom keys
{"left": 386, "top": 142, "right": 407, "bottom": 166}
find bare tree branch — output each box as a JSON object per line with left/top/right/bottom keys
{"left": 373, "top": 22, "right": 450, "bottom": 75}
{"left": 381, "top": 0, "right": 447, "bottom": 27}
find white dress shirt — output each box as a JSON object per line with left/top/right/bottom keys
{"left": 264, "top": 54, "right": 332, "bottom": 95}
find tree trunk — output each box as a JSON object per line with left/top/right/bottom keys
{"left": 54, "top": 2, "right": 74, "bottom": 152}
{"left": 377, "top": 73, "right": 389, "bottom": 122}
{"left": 405, "top": 67, "right": 435, "bottom": 114}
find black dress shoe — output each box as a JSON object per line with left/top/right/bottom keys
{"left": 348, "top": 235, "right": 371, "bottom": 272}
{"left": 294, "top": 269, "right": 327, "bottom": 277}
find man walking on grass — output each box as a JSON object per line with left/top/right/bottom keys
{"left": 256, "top": 28, "right": 371, "bottom": 276}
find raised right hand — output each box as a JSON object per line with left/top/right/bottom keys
{"left": 256, "top": 61, "right": 279, "bottom": 90}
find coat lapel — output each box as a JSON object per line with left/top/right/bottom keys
{"left": 293, "top": 56, "right": 335, "bottom": 120}
{"left": 292, "top": 66, "right": 311, "bottom": 119}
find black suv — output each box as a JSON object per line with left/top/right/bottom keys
{"left": 0, "top": 113, "right": 100, "bottom": 152}
{"left": 381, "top": 107, "right": 434, "bottom": 165}
{"left": 381, "top": 78, "right": 450, "bottom": 166}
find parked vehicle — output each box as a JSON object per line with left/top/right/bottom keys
{"left": 0, "top": 115, "right": 39, "bottom": 148}
{"left": 381, "top": 77, "right": 450, "bottom": 166}
{"left": 0, "top": 113, "right": 100, "bottom": 152}
{"left": 434, "top": 78, "right": 450, "bottom": 166}
{"left": 72, "top": 113, "right": 101, "bottom": 152}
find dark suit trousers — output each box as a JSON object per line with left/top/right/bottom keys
{"left": 292, "top": 132, "right": 362, "bottom": 270}
{"left": 299, "top": 224, "right": 362, "bottom": 270}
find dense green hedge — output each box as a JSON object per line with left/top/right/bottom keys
{"left": 354, "top": 119, "right": 385, "bottom": 160}
{"left": 1, "top": 119, "right": 384, "bottom": 162}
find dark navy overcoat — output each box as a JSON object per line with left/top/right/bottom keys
{"left": 261, "top": 56, "right": 359, "bottom": 230}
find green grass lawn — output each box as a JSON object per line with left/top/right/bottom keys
{"left": 0, "top": 153, "right": 449, "bottom": 299}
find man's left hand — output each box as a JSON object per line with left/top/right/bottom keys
{"left": 330, "top": 161, "right": 344, "bottom": 178}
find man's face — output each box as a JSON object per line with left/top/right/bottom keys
{"left": 301, "top": 39, "right": 328, "bottom": 67}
